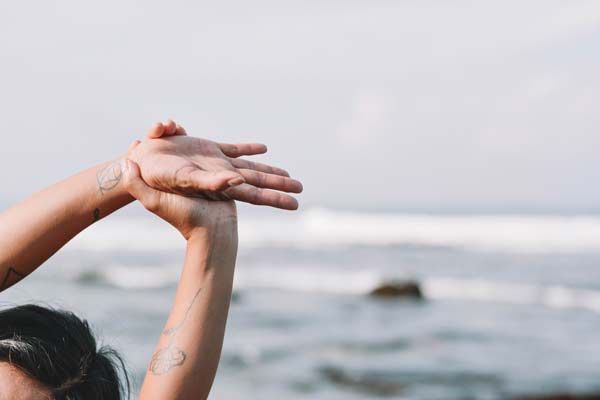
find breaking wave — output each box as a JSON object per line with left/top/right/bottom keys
{"left": 83, "top": 263, "right": 600, "bottom": 313}
{"left": 69, "top": 208, "right": 600, "bottom": 253}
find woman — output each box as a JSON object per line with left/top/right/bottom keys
{"left": 0, "top": 121, "right": 303, "bottom": 399}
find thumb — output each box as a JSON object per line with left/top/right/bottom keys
{"left": 121, "top": 159, "right": 162, "bottom": 212}
{"left": 146, "top": 122, "right": 165, "bottom": 139}
{"left": 187, "top": 169, "right": 245, "bottom": 192}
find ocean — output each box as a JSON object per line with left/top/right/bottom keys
{"left": 2, "top": 208, "right": 600, "bottom": 399}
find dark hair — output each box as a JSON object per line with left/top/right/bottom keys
{"left": 0, "top": 304, "right": 130, "bottom": 399}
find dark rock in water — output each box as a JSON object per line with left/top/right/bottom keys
{"left": 319, "top": 366, "right": 404, "bottom": 397}
{"left": 512, "top": 394, "right": 600, "bottom": 400}
{"left": 75, "top": 270, "right": 103, "bottom": 285}
{"left": 369, "top": 281, "right": 423, "bottom": 300}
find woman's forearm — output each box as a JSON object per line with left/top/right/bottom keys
{"left": 140, "top": 222, "right": 238, "bottom": 400}
{"left": 0, "top": 156, "right": 133, "bottom": 292}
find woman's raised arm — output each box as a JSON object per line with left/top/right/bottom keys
{"left": 0, "top": 151, "right": 136, "bottom": 292}
{"left": 123, "top": 158, "right": 238, "bottom": 400}
{"left": 0, "top": 120, "right": 301, "bottom": 293}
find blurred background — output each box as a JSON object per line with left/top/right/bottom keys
{"left": 2, "top": 1, "right": 600, "bottom": 399}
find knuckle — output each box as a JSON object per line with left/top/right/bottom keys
{"left": 280, "top": 176, "right": 289, "bottom": 190}
{"left": 256, "top": 172, "right": 266, "bottom": 187}
{"left": 248, "top": 188, "right": 260, "bottom": 204}
{"left": 277, "top": 193, "right": 285, "bottom": 208}
{"left": 209, "top": 181, "right": 221, "bottom": 191}
{"left": 144, "top": 201, "right": 159, "bottom": 213}
{"left": 175, "top": 170, "right": 194, "bottom": 190}
{"left": 179, "top": 177, "right": 191, "bottom": 189}
{"left": 208, "top": 172, "right": 223, "bottom": 191}
{"left": 144, "top": 193, "right": 161, "bottom": 212}
{"left": 121, "top": 176, "right": 131, "bottom": 189}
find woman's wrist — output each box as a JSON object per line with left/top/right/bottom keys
{"left": 187, "top": 223, "right": 238, "bottom": 249}
{"left": 186, "top": 223, "right": 238, "bottom": 271}
{"left": 95, "top": 156, "right": 133, "bottom": 200}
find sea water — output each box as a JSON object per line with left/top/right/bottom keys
{"left": 2, "top": 208, "right": 600, "bottom": 399}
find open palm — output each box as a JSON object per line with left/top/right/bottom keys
{"left": 127, "top": 123, "right": 303, "bottom": 210}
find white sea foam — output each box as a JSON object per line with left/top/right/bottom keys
{"left": 69, "top": 208, "right": 600, "bottom": 253}
{"left": 91, "top": 262, "right": 600, "bottom": 314}
{"left": 95, "top": 263, "right": 383, "bottom": 293}
{"left": 233, "top": 265, "right": 383, "bottom": 295}
{"left": 101, "top": 264, "right": 178, "bottom": 289}
{"left": 422, "top": 278, "right": 600, "bottom": 313}
{"left": 236, "top": 267, "right": 600, "bottom": 313}
{"left": 236, "top": 271, "right": 600, "bottom": 314}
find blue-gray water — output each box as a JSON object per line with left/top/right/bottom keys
{"left": 2, "top": 209, "right": 600, "bottom": 399}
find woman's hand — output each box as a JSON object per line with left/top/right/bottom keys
{"left": 127, "top": 121, "right": 303, "bottom": 210}
{"left": 122, "top": 158, "right": 236, "bottom": 240}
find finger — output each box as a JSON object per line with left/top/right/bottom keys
{"left": 238, "top": 169, "right": 303, "bottom": 193}
{"left": 219, "top": 143, "right": 267, "bottom": 158}
{"left": 225, "top": 184, "right": 299, "bottom": 210}
{"left": 230, "top": 158, "right": 290, "bottom": 177}
{"left": 121, "top": 159, "right": 162, "bottom": 212}
{"left": 127, "top": 140, "right": 142, "bottom": 152}
{"left": 175, "top": 124, "right": 187, "bottom": 136}
{"left": 183, "top": 169, "right": 245, "bottom": 193}
{"left": 163, "top": 119, "right": 178, "bottom": 135}
{"left": 146, "top": 122, "right": 165, "bottom": 139}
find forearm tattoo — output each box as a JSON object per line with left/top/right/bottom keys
{"left": 149, "top": 287, "right": 202, "bottom": 375}
{"left": 96, "top": 160, "right": 123, "bottom": 194}
{"left": 0, "top": 267, "right": 25, "bottom": 291}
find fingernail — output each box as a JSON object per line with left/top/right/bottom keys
{"left": 228, "top": 177, "right": 245, "bottom": 187}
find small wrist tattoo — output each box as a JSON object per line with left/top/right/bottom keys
{"left": 96, "top": 159, "right": 123, "bottom": 194}
{"left": 93, "top": 208, "right": 101, "bottom": 222}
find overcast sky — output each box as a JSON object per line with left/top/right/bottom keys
{"left": 0, "top": 1, "right": 599, "bottom": 212}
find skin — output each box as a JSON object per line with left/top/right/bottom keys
{"left": 0, "top": 120, "right": 302, "bottom": 292}
{"left": 0, "top": 120, "right": 302, "bottom": 398}
{"left": 121, "top": 159, "right": 239, "bottom": 399}
{"left": 131, "top": 121, "right": 302, "bottom": 209}
{"left": 0, "top": 363, "right": 51, "bottom": 400}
